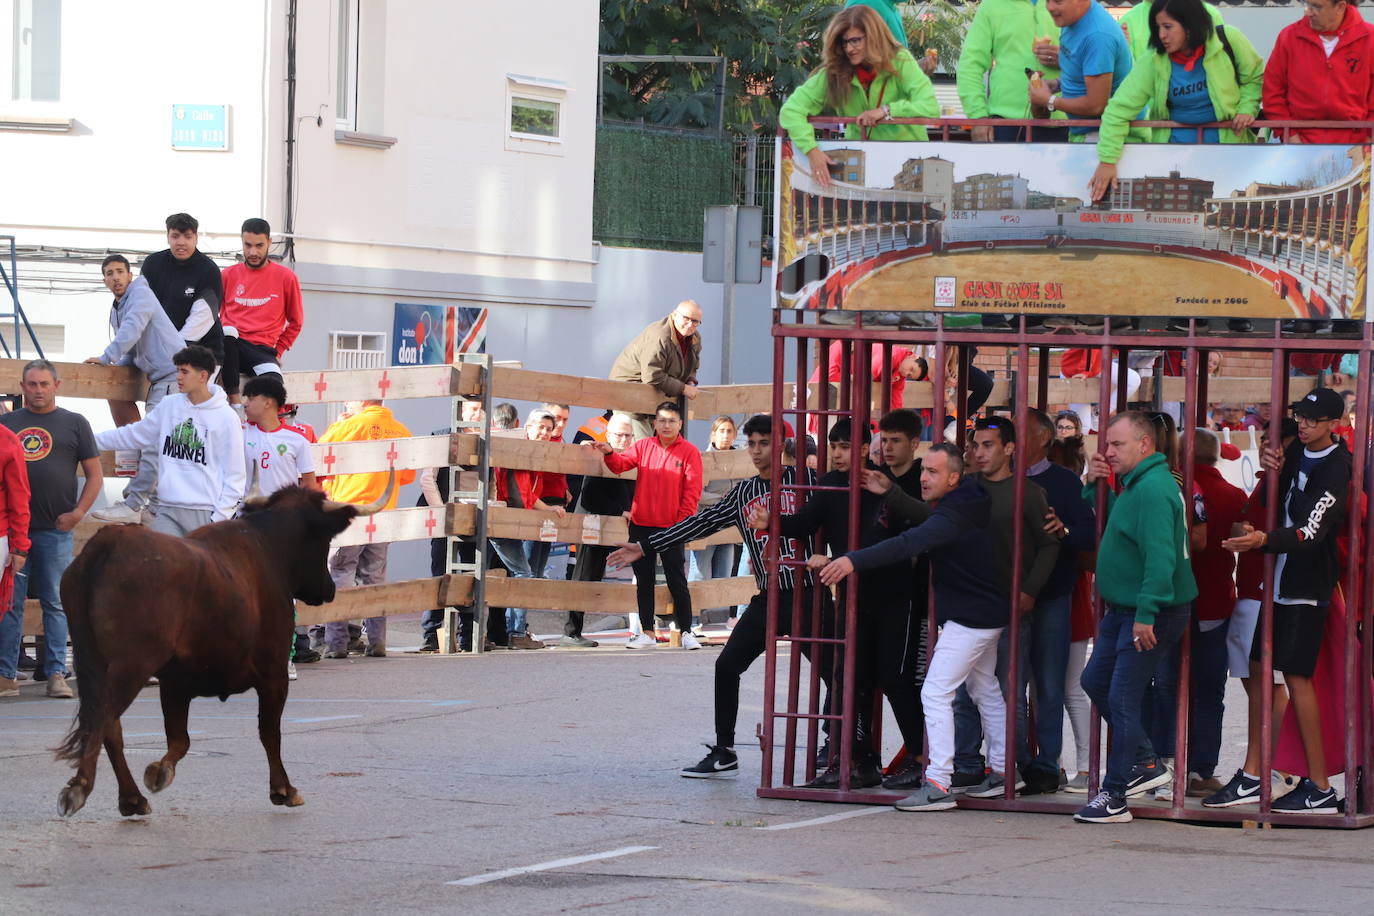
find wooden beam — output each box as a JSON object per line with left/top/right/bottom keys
{"left": 485, "top": 574, "right": 755, "bottom": 615}
{"left": 281, "top": 366, "right": 456, "bottom": 404}
{"left": 333, "top": 505, "right": 452, "bottom": 547}
{"left": 293, "top": 577, "right": 454, "bottom": 627}
{"left": 314, "top": 435, "right": 450, "bottom": 475}
{"left": 694, "top": 383, "right": 795, "bottom": 417}
{"left": 0, "top": 359, "right": 146, "bottom": 401}
{"left": 491, "top": 365, "right": 662, "bottom": 414}
{"left": 451, "top": 503, "right": 741, "bottom": 548}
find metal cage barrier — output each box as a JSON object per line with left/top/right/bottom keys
{"left": 760, "top": 312, "right": 1374, "bottom": 828}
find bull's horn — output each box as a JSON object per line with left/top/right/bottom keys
{"left": 323, "top": 469, "right": 397, "bottom": 516}
{"left": 242, "top": 461, "right": 271, "bottom": 509}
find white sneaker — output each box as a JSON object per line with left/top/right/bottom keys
{"left": 625, "top": 634, "right": 657, "bottom": 649}
{"left": 90, "top": 503, "right": 143, "bottom": 525}
{"left": 287, "top": 660, "right": 298, "bottom": 681}
{"left": 680, "top": 632, "right": 702, "bottom": 650}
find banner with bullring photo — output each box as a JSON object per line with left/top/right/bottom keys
{"left": 773, "top": 140, "right": 1370, "bottom": 323}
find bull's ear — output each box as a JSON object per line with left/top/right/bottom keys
{"left": 312, "top": 503, "right": 358, "bottom": 538}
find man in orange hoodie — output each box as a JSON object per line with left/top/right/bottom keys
{"left": 317, "top": 400, "right": 415, "bottom": 659}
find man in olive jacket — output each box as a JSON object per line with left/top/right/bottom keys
{"left": 1075, "top": 411, "right": 1198, "bottom": 824}
{"left": 609, "top": 301, "right": 703, "bottom": 439}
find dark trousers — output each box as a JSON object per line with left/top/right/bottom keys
{"left": 1080, "top": 604, "right": 1189, "bottom": 796}
{"left": 869, "top": 598, "right": 928, "bottom": 754}
{"left": 566, "top": 544, "right": 612, "bottom": 638}
{"left": 419, "top": 540, "right": 507, "bottom": 650}
{"left": 715, "top": 588, "right": 831, "bottom": 748}
{"left": 991, "top": 119, "right": 1070, "bottom": 144}
{"left": 219, "top": 336, "right": 281, "bottom": 395}
{"left": 1144, "top": 615, "right": 1229, "bottom": 778}
{"left": 629, "top": 522, "right": 692, "bottom": 632}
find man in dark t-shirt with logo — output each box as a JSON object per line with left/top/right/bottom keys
{"left": 0, "top": 360, "right": 102, "bottom": 698}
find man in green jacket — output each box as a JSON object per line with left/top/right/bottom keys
{"left": 956, "top": 0, "right": 1065, "bottom": 141}
{"left": 1074, "top": 411, "right": 1198, "bottom": 824}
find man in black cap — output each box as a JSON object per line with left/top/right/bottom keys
{"left": 1212, "top": 386, "right": 1350, "bottom": 814}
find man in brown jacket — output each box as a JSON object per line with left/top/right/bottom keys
{"left": 610, "top": 300, "right": 703, "bottom": 439}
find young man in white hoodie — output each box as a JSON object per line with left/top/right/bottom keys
{"left": 94, "top": 345, "right": 246, "bottom": 537}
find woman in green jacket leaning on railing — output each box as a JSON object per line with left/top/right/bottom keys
{"left": 1088, "top": 0, "right": 1263, "bottom": 203}
{"left": 779, "top": 4, "right": 938, "bottom": 188}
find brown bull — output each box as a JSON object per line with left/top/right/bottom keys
{"left": 54, "top": 479, "right": 390, "bottom": 817}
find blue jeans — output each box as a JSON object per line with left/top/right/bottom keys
{"left": 489, "top": 538, "right": 534, "bottom": 636}
{"left": 526, "top": 539, "right": 552, "bottom": 579}
{"left": 1080, "top": 603, "right": 1190, "bottom": 796}
{"left": 1145, "top": 616, "right": 1230, "bottom": 779}
{"left": 0, "top": 529, "right": 74, "bottom": 679}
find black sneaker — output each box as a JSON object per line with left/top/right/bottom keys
{"left": 882, "top": 757, "right": 925, "bottom": 791}
{"left": 1201, "top": 769, "right": 1261, "bottom": 808}
{"left": 347, "top": 637, "right": 367, "bottom": 655}
{"left": 1282, "top": 319, "right": 1318, "bottom": 334}
{"left": 1074, "top": 790, "right": 1132, "bottom": 824}
{"left": 418, "top": 635, "right": 440, "bottom": 653}
{"left": 1228, "top": 318, "right": 1253, "bottom": 332}
{"left": 681, "top": 745, "right": 738, "bottom": 779}
{"left": 1123, "top": 758, "right": 1172, "bottom": 797}
{"left": 949, "top": 770, "right": 986, "bottom": 795}
{"left": 1271, "top": 777, "right": 1342, "bottom": 814}
{"left": 805, "top": 758, "right": 883, "bottom": 790}
{"left": 294, "top": 648, "right": 322, "bottom": 664}
{"left": 814, "top": 739, "right": 832, "bottom": 769}
{"left": 1020, "top": 766, "right": 1063, "bottom": 797}
{"left": 17, "top": 652, "right": 36, "bottom": 672}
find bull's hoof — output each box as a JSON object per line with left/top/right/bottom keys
{"left": 143, "top": 761, "right": 176, "bottom": 793}
{"left": 118, "top": 794, "right": 152, "bottom": 817}
{"left": 270, "top": 788, "right": 304, "bottom": 807}
{"left": 58, "top": 783, "right": 88, "bottom": 817}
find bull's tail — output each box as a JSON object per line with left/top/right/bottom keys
{"left": 54, "top": 539, "right": 115, "bottom": 765}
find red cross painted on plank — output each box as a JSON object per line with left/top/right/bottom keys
{"left": 321, "top": 446, "right": 337, "bottom": 474}
{"left": 424, "top": 511, "right": 438, "bottom": 537}
{"left": 385, "top": 442, "right": 399, "bottom": 468}
{"left": 377, "top": 370, "right": 392, "bottom": 398}
{"left": 314, "top": 372, "right": 329, "bottom": 401}
{"left": 364, "top": 516, "right": 378, "bottom": 543}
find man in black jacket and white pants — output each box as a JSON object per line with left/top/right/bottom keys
{"left": 1216, "top": 387, "right": 1351, "bottom": 814}
{"left": 819, "top": 443, "right": 1011, "bottom": 812}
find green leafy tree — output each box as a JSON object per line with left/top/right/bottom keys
{"left": 599, "top": 0, "right": 841, "bottom": 135}
{"left": 902, "top": 1, "right": 977, "bottom": 75}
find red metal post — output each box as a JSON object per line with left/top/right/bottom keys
{"left": 761, "top": 329, "right": 787, "bottom": 791}
{"left": 1172, "top": 345, "right": 1199, "bottom": 810}
{"left": 1004, "top": 340, "right": 1031, "bottom": 798}
{"left": 1258, "top": 346, "right": 1287, "bottom": 815}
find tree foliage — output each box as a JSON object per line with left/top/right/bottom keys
{"left": 599, "top": 0, "right": 841, "bottom": 135}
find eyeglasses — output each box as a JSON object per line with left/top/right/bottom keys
{"left": 841, "top": 36, "right": 865, "bottom": 48}
{"left": 655, "top": 415, "right": 682, "bottom": 424}
{"left": 1295, "top": 416, "right": 1334, "bottom": 427}
{"left": 674, "top": 313, "right": 702, "bottom": 326}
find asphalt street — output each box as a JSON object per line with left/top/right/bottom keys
{"left": 3, "top": 611, "right": 1373, "bottom": 915}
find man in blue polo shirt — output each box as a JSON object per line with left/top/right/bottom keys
{"left": 1032, "top": 0, "right": 1132, "bottom": 138}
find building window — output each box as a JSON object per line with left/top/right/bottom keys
{"left": 509, "top": 95, "right": 560, "bottom": 140}
{"left": 8, "top": 0, "right": 61, "bottom": 101}
{"left": 336, "top": 0, "right": 359, "bottom": 129}
{"left": 327, "top": 330, "right": 386, "bottom": 422}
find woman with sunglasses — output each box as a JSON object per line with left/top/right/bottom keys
{"left": 779, "top": 4, "right": 938, "bottom": 188}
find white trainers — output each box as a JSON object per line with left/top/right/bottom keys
{"left": 625, "top": 633, "right": 657, "bottom": 649}
{"left": 680, "top": 632, "right": 702, "bottom": 651}
{"left": 287, "top": 660, "right": 298, "bottom": 681}
{"left": 90, "top": 503, "right": 144, "bottom": 525}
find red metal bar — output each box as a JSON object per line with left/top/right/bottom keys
{"left": 782, "top": 339, "right": 809, "bottom": 786}
{"left": 1342, "top": 338, "right": 1370, "bottom": 824}
{"left": 1173, "top": 346, "right": 1199, "bottom": 811}
{"left": 837, "top": 339, "right": 873, "bottom": 791}
{"left": 1003, "top": 340, "right": 1031, "bottom": 799}
{"left": 1087, "top": 326, "right": 1113, "bottom": 796}
{"left": 1258, "top": 346, "right": 1287, "bottom": 813}
{"left": 1037, "top": 346, "right": 1050, "bottom": 412}
{"left": 761, "top": 329, "right": 786, "bottom": 791}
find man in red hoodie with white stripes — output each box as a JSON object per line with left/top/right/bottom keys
{"left": 587, "top": 401, "right": 703, "bottom": 649}
{"left": 1264, "top": 0, "right": 1374, "bottom": 144}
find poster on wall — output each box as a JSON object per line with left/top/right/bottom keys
{"left": 392, "top": 304, "right": 487, "bottom": 366}
{"left": 774, "top": 140, "right": 1370, "bottom": 322}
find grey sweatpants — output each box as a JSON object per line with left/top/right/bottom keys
{"left": 146, "top": 504, "right": 214, "bottom": 537}
{"left": 324, "top": 543, "right": 389, "bottom": 652}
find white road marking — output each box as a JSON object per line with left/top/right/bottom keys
{"left": 756, "top": 807, "right": 894, "bottom": 831}
{"left": 446, "top": 845, "right": 658, "bottom": 887}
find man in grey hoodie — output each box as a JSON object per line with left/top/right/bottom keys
{"left": 86, "top": 254, "right": 184, "bottom": 525}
